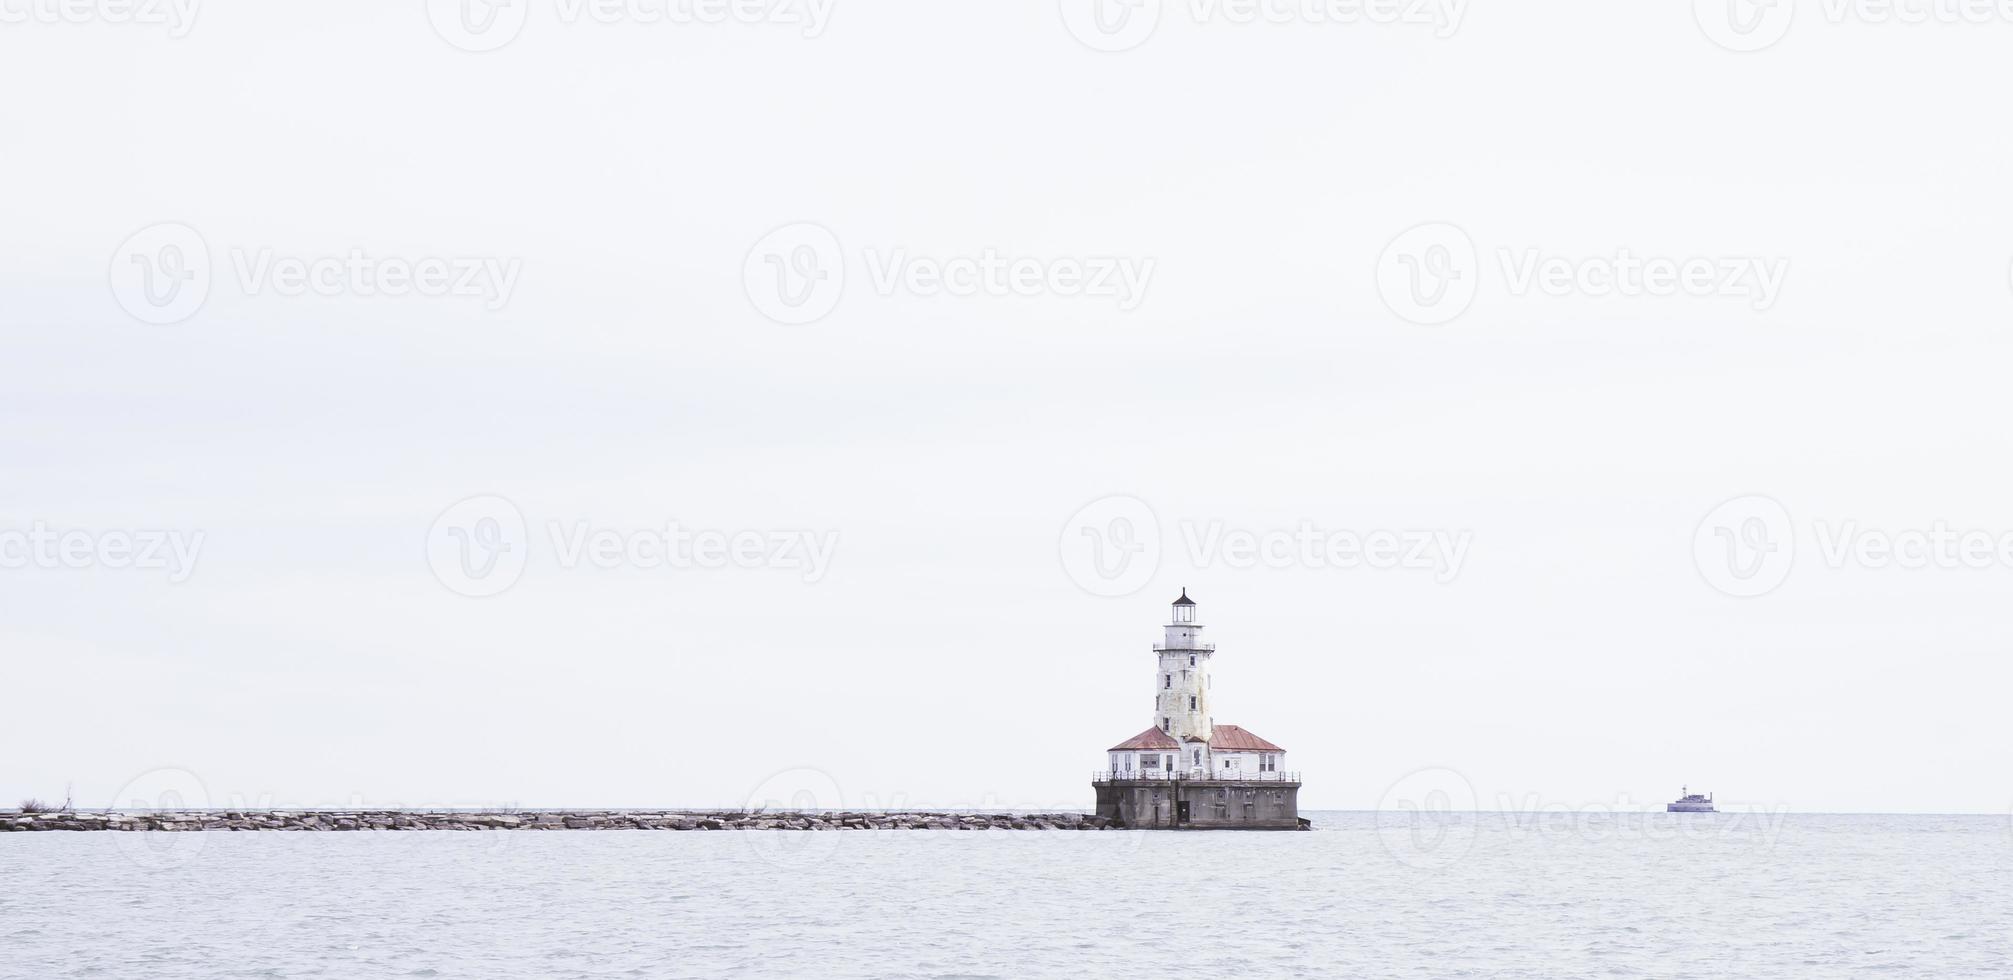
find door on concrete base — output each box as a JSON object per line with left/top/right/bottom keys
{"left": 1175, "top": 801, "right": 1189, "bottom": 824}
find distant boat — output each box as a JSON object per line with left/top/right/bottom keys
{"left": 1667, "top": 786, "right": 1715, "bottom": 813}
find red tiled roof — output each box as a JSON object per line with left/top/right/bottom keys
{"left": 1207, "top": 724, "right": 1284, "bottom": 752}
{"left": 1108, "top": 727, "right": 1180, "bottom": 751}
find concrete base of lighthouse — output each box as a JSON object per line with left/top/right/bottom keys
{"left": 1093, "top": 776, "right": 1304, "bottom": 830}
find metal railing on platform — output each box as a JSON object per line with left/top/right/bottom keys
{"left": 1091, "top": 770, "right": 1299, "bottom": 783}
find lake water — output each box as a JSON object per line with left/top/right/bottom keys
{"left": 4, "top": 812, "right": 2009, "bottom": 978}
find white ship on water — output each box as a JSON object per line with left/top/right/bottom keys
{"left": 1667, "top": 786, "right": 1715, "bottom": 813}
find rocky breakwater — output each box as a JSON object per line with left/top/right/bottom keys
{"left": 0, "top": 810, "right": 1121, "bottom": 832}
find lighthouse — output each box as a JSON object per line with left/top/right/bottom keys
{"left": 1093, "top": 591, "right": 1303, "bottom": 829}
{"left": 1155, "top": 589, "right": 1212, "bottom": 744}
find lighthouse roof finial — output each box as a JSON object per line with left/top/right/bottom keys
{"left": 1172, "top": 588, "right": 1195, "bottom": 606}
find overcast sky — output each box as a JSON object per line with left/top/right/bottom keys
{"left": 5, "top": 1, "right": 2013, "bottom": 815}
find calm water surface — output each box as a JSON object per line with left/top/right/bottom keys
{"left": 3, "top": 812, "right": 2009, "bottom": 978}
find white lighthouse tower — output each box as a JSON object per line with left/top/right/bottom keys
{"left": 1154, "top": 588, "right": 1213, "bottom": 744}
